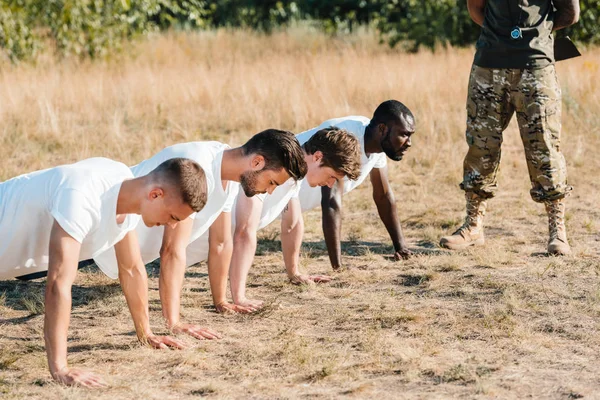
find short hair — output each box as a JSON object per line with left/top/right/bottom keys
{"left": 370, "top": 100, "right": 415, "bottom": 129}
{"left": 303, "top": 127, "right": 361, "bottom": 181}
{"left": 150, "top": 158, "right": 207, "bottom": 212}
{"left": 241, "top": 129, "right": 307, "bottom": 181}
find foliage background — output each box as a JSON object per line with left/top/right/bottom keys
{"left": 1, "top": 0, "right": 599, "bottom": 61}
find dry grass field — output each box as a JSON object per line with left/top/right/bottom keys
{"left": 1, "top": 29, "right": 600, "bottom": 399}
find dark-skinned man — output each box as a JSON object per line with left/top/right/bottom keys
{"left": 440, "top": 0, "right": 580, "bottom": 255}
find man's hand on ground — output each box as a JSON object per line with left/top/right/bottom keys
{"left": 289, "top": 274, "right": 333, "bottom": 285}
{"left": 52, "top": 367, "right": 108, "bottom": 388}
{"left": 145, "top": 334, "right": 187, "bottom": 349}
{"left": 170, "top": 323, "right": 222, "bottom": 340}
{"left": 394, "top": 248, "right": 412, "bottom": 261}
{"left": 216, "top": 301, "right": 260, "bottom": 314}
{"left": 234, "top": 297, "right": 265, "bottom": 309}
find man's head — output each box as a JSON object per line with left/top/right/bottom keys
{"left": 239, "top": 129, "right": 307, "bottom": 196}
{"left": 141, "top": 158, "right": 208, "bottom": 227}
{"left": 368, "top": 100, "right": 415, "bottom": 161}
{"left": 302, "top": 127, "right": 361, "bottom": 188}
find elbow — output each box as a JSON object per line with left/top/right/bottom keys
{"left": 321, "top": 196, "right": 341, "bottom": 212}
{"left": 211, "top": 236, "right": 233, "bottom": 256}
{"left": 45, "top": 279, "right": 71, "bottom": 302}
{"left": 233, "top": 227, "right": 256, "bottom": 245}
{"left": 282, "top": 218, "right": 303, "bottom": 235}
{"left": 159, "top": 243, "right": 185, "bottom": 264}
{"left": 467, "top": 7, "right": 484, "bottom": 24}
{"left": 572, "top": 12, "right": 580, "bottom": 25}
{"left": 373, "top": 189, "right": 395, "bottom": 206}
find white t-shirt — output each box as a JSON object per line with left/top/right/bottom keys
{"left": 184, "top": 116, "right": 387, "bottom": 265}
{"left": 295, "top": 116, "right": 387, "bottom": 212}
{"left": 184, "top": 179, "right": 301, "bottom": 267}
{"left": 95, "top": 142, "right": 239, "bottom": 277}
{"left": 0, "top": 158, "right": 139, "bottom": 280}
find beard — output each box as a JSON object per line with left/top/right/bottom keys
{"left": 381, "top": 134, "right": 404, "bottom": 161}
{"left": 240, "top": 170, "right": 260, "bottom": 197}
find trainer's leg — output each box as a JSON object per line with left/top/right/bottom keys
{"left": 514, "top": 65, "right": 572, "bottom": 254}
{"left": 441, "top": 66, "right": 514, "bottom": 250}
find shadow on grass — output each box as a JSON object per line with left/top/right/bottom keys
{"left": 68, "top": 343, "right": 133, "bottom": 353}
{"left": 145, "top": 259, "right": 208, "bottom": 279}
{"left": 0, "top": 279, "right": 122, "bottom": 317}
{"left": 256, "top": 239, "right": 446, "bottom": 258}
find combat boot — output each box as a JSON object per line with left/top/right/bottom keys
{"left": 440, "top": 192, "right": 486, "bottom": 250}
{"left": 545, "top": 198, "right": 571, "bottom": 255}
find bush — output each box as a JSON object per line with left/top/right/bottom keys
{"left": 1, "top": 0, "right": 599, "bottom": 61}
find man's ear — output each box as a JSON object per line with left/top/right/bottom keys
{"left": 313, "top": 151, "right": 324, "bottom": 165}
{"left": 378, "top": 123, "right": 388, "bottom": 136}
{"left": 251, "top": 154, "right": 266, "bottom": 171}
{"left": 148, "top": 187, "right": 164, "bottom": 201}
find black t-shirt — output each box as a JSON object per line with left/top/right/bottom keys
{"left": 474, "top": 0, "right": 555, "bottom": 69}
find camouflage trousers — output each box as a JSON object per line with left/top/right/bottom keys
{"left": 460, "top": 64, "right": 572, "bottom": 202}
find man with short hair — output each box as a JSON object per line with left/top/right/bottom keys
{"left": 440, "top": 0, "right": 580, "bottom": 255}
{"left": 0, "top": 157, "right": 207, "bottom": 387}
{"left": 180, "top": 126, "right": 361, "bottom": 310}
{"left": 228, "top": 101, "right": 415, "bottom": 309}
{"left": 95, "top": 129, "right": 308, "bottom": 340}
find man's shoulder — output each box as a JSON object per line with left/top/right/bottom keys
{"left": 65, "top": 157, "right": 131, "bottom": 179}
{"left": 319, "top": 115, "right": 370, "bottom": 130}
{"left": 160, "top": 141, "right": 227, "bottom": 160}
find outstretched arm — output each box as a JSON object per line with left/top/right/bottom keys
{"left": 229, "top": 193, "right": 264, "bottom": 308}
{"left": 467, "top": 0, "right": 487, "bottom": 26}
{"left": 370, "top": 166, "right": 411, "bottom": 260}
{"left": 282, "top": 197, "right": 332, "bottom": 284}
{"left": 553, "top": 0, "right": 580, "bottom": 31}
{"left": 45, "top": 221, "right": 107, "bottom": 388}
{"left": 115, "top": 230, "right": 186, "bottom": 350}
{"left": 209, "top": 211, "right": 256, "bottom": 313}
{"left": 159, "top": 218, "right": 221, "bottom": 339}
{"left": 321, "top": 180, "right": 344, "bottom": 270}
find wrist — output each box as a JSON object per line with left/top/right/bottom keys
{"left": 165, "top": 317, "right": 180, "bottom": 330}
{"left": 231, "top": 290, "right": 245, "bottom": 304}
{"left": 214, "top": 299, "right": 227, "bottom": 308}
{"left": 49, "top": 362, "right": 68, "bottom": 376}
{"left": 286, "top": 267, "right": 300, "bottom": 279}
{"left": 394, "top": 241, "right": 407, "bottom": 251}
{"left": 136, "top": 325, "right": 153, "bottom": 340}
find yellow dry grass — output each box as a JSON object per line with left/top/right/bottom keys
{"left": 1, "top": 29, "right": 600, "bottom": 399}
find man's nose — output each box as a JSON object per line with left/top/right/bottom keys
{"left": 406, "top": 137, "right": 412, "bottom": 147}
{"left": 267, "top": 185, "right": 276, "bottom": 194}
{"left": 327, "top": 179, "right": 335, "bottom": 188}
{"left": 167, "top": 220, "right": 178, "bottom": 228}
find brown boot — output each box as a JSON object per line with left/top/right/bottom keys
{"left": 440, "top": 192, "right": 487, "bottom": 250}
{"left": 545, "top": 198, "right": 571, "bottom": 255}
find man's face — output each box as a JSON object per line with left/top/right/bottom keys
{"left": 380, "top": 120, "right": 414, "bottom": 161}
{"left": 240, "top": 168, "right": 290, "bottom": 197}
{"left": 305, "top": 151, "right": 345, "bottom": 188}
{"left": 140, "top": 189, "right": 194, "bottom": 228}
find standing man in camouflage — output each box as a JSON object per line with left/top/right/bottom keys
{"left": 440, "top": 0, "right": 580, "bottom": 255}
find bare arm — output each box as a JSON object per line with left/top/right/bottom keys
{"left": 159, "top": 218, "right": 193, "bottom": 328}
{"left": 208, "top": 211, "right": 256, "bottom": 313}
{"left": 115, "top": 230, "right": 186, "bottom": 350}
{"left": 45, "top": 221, "right": 106, "bottom": 387}
{"left": 370, "top": 167, "right": 411, "bottom": 260}
{"left": 281, "top": 197, "right": 304, "bottom": 279}
{"left": 229, "top": 193, "right": 264, "bottom": 307}
{"left": 321, "top": 180, "right": 344, "bottom": 270}
{"left": 282, "top": 197, "right": 332, "bottom": 284}
{"left": 467, "top": 0, "right": 487, "bottom": 26}
{"left": 157, "top": 219, "right": 220, "bottom": 338}
{"left": 553, "top": 0, "right": 580, "bottom": 31}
